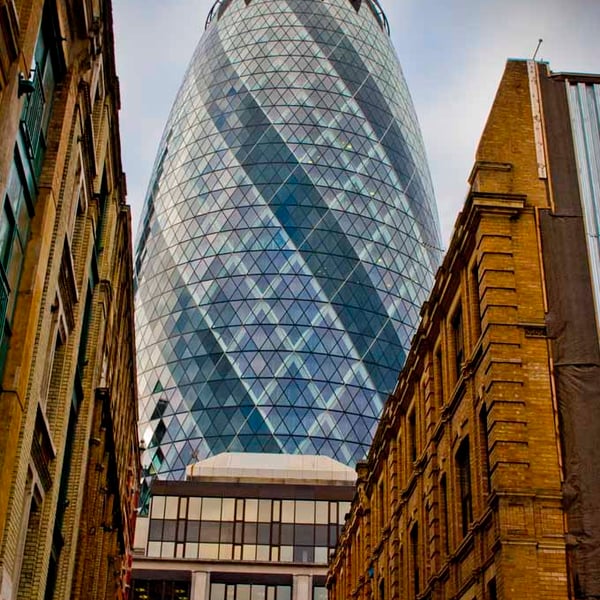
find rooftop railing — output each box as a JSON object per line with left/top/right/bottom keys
{"left": 205, "top": 0, "right": 390, "bottom": 36}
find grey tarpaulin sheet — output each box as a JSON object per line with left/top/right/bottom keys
{"left": 540, "top": 210, "right": 600, "bottom": 598}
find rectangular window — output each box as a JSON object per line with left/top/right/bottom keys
{"left": 434, "top": 346, "right": 444, "bottom": 407}
{"left": 408, "top": 410, "right": 417, "bottom": 463}
{"left": 188, "top": 497, "right": 201, "bottom": 519}
{"left": 151, "top": 496, "right": 165, "bottom": 519}
{"left": 186, "top": 521, "right": 199, "bottom": 542}
{"left": 457, "top": 438, "right": 473, "bottom": 537}
{"left": 313, "top": 586, "right": 327, "bottom": 600}
{"left": 452, "top": 305, "right": 464, "bottom": 380}
{"left": 281, "top": 500, "right": 295, "bottom": 522}
{"left": 0, "top": 198, "right": 14, "bottom": 267}
{"left": 315, "top": 501, "right": 328, "bottom": 524}
{"left": 295, "top": 500, "right": 315, "bottom": 524}
{"left": 202, "top": 498, "right": 222, "bottom": 521}
{"left": 480, "top": 405, "right": 492, "bottom": 496}
{"left": 94, "top": 172, "right": 108, "bottom": 252}
{"left": 244, "top": 498, "right": 258, "bottom": 522}
{"left": 164, "top": 496, "right": 178, "bottom": 520}
{"left": 488, "top": 577, "right": 497, "bottom": 600}
{"left": 258, "top": 499, "right": 271, "bottom": 522}
{"left": 222, "top": 498, "right": 235, "bottom": 521}
{"left": 378, "top": 479, "right": 385, "bottom": 532}
{"left": 440, "top": 474, "right": 449, "bottom": 555}
{"left": 0, "top": 198, "right": 14, "bottom": 356}
{"left": 470, "top": 263, "right": 482, "bottom": 340}
{"left": 410, "top": 523, "right": 419, "bottom": 598}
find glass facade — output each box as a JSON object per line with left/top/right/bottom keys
{"left": 146, "top": 494, "right": 350, "bottom": 564}
{"left": 135, "top": 0, "right": 442, "bottom": 477}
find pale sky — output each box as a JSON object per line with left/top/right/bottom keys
{"left": 112, "top": 0, "right": 600, "bottom": 247}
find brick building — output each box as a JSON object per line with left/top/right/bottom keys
{"left": 327, "top": 60, "right": 600, "bottom": 600}
{"left": 0, "top": 1, "right": 139, "bottom": 599}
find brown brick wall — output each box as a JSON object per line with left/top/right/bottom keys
{"left": 0, "top": 2, "right": 138, "bottom": 599}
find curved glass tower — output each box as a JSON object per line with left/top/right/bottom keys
{"left": 135, "top": 0, "right": 442, "bottom": 479}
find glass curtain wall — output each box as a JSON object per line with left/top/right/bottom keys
{"left": 135, "top": 0, "right": 442, "bottom": 476}
{"left": 147, "top": 494, "right": 350, "bottom": 563}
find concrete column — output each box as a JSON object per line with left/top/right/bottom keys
{"left": 191, "top": 570, "right": 211, "bottom": 600}
{"left": 293, "top": 574, "right": 312, "bottom": 600}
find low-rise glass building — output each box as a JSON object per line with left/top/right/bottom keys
{"left": 133, "top": 453, "right": 355, "bottom": 600}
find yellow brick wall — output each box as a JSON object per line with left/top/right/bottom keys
{"left": 328, "top": 60, "right": 569, "bottom": 600}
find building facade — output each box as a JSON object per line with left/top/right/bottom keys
{"left": 0, "top": 1, "right": 139, "bottom": 599}
{"left": 134, "top": 0, "right": 442, "bottom": 478}
{"left": 327, "top": 60, "right": 600, "bottom": 600}
{"left": 132, "top": 453, "right": 354, "bottom": 600}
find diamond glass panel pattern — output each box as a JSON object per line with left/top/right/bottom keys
{"left": 135, "top": 0, "right": 442, "bottom": 479}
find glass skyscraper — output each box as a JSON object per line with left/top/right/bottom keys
{"left": 135, "top": 0, "right": 442, "bottom": 479}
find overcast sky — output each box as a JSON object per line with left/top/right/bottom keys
{"left": 112, "top": 0, "right": 600, "bottom": 247}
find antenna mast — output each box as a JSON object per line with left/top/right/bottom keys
{"left": 532, "top": 38, "right": 543, "bottom": 61}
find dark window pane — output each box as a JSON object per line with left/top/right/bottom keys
{"left": 186, "top": 521, "right": 200, "bottom": 542}
{"left": 243, "top": 522, "right": 257, "bottom": 544}
{"left": 411, "top": 523, "right": 419, "bottom": 595}
{"left": 162, "top": 520, "right": 177, "bottom": 542}
{"left": 294, "top": 524, "right": 314, "bottom": 546}
{"left": 271, "top": 523, "right": 280, "bottom": 545}
{"left": 457, "top": 437, "right": 473, "bottom": 536}
{"left": 257, "top": 523, "right": 270, "bottom": 545}
{"left": 199, "top": 521, "right": 221, "bottom": 543}
{"left": 315, "top": 524, "right": 328, "bottom": 546}
{"left": 220, "top": 522, "right": 234, "bottom": 543}
{"left": 328, "top": 525, "right": 338, "bottom": 546}
{"left": 234, "top": 521, "right": 243, "bottom": 544}
{"left": 148, "top": 519, "right": 163, "bottom": 541}
{"left": 452, "top": 305, "right": 464, "bottom": 379}
{"left": 0, "top": 200, "right": 14, "bottom": 268}
{"left": 280, "top": 524, "right": 294, "bottom": 545}
{"left": 177, "top": 520, "right": 186, "bottom": 542}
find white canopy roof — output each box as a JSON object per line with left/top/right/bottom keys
{"left": 185, "top": 452, "right": 357, "bottom": 486}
